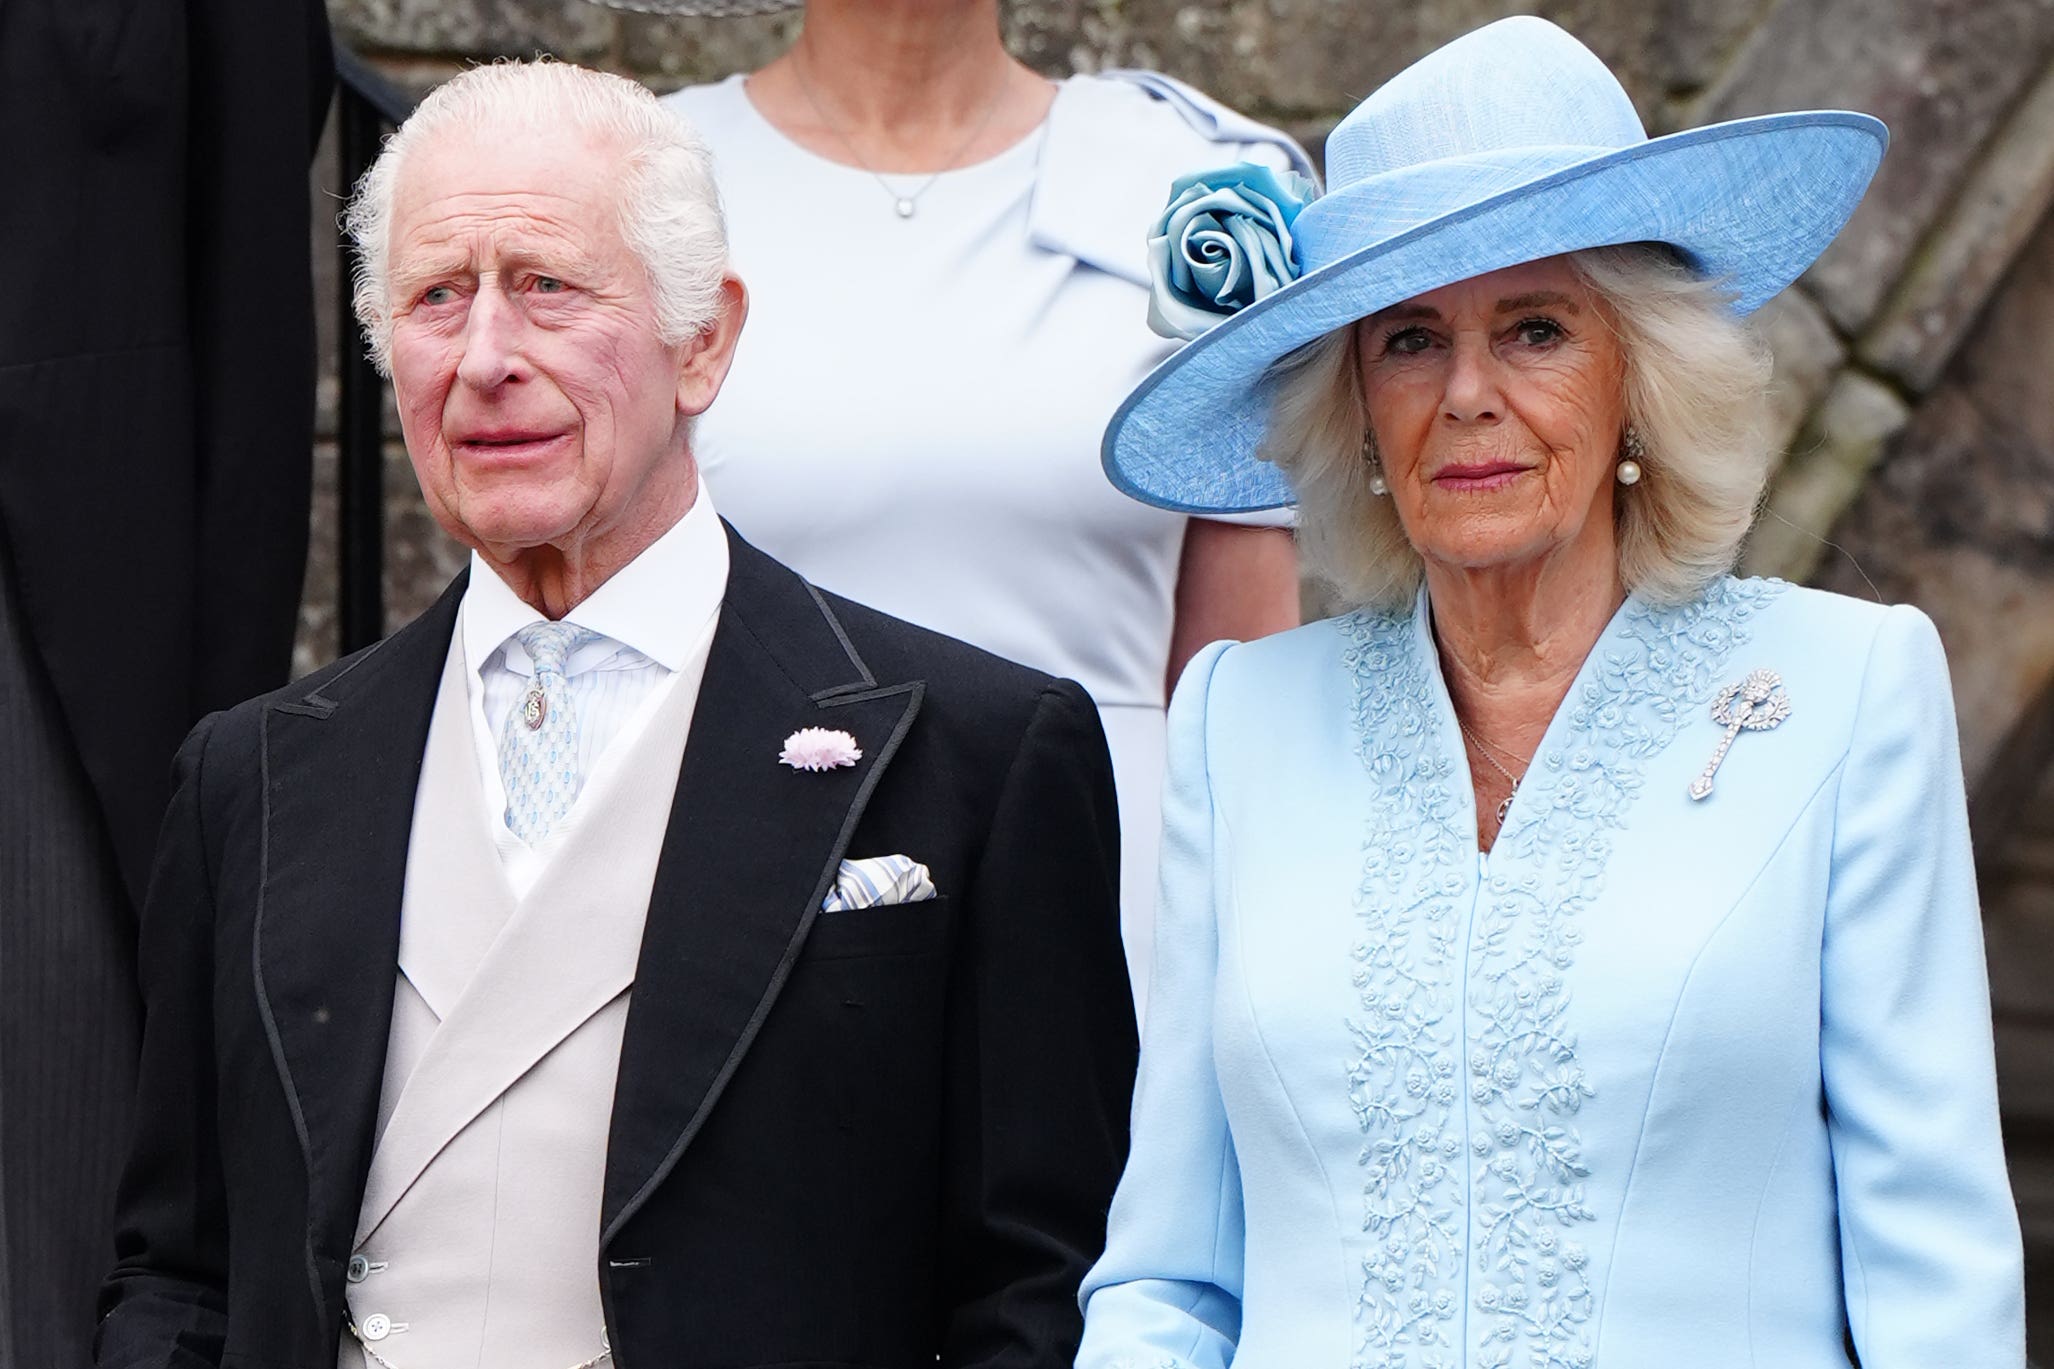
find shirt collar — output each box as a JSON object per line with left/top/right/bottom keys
{"left": 461, "top": 485, "right": 729, "bottom": 678}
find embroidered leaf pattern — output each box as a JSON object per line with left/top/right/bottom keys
{"left": 1340, "top": 579, "right": 1781, "bottom": 1368}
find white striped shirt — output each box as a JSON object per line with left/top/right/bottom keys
{"left": 459, "top": 489, "right": 728, "bottom": 895}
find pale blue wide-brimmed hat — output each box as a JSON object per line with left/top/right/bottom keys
{"left": 1105, "top": 16, "right": 1887, "bottom": 514}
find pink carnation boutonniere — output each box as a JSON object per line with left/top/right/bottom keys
{"left": 779, "top": 727, "right": 863, "bottom": 772}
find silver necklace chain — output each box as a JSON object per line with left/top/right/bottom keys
{"left": 788, "top": 50, "right": 1010, "bottom": 219}
{"left": 1459, "top": 722, "right": 1531, "bottom": 824}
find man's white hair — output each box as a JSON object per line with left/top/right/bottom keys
{"left": 344, "top": 59, "right": 728, "bottom": 375}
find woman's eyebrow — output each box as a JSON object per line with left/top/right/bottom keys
{"left": 1496, "top": 290, "right": 1582, "bottom": 314}
{"left": 1375, "top": 303, "right": 1441, "bottom": 323}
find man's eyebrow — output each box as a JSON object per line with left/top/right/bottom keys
{"left": 1497, "top": 290, "right": 1582, "bottom": 314}
{"left": 389, "top": 254, "right": 471, "bottom": 293}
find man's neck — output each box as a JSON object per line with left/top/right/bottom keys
{"left": 476, "top": 474, "right": 698, "bottom": 621}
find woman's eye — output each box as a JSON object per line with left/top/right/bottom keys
{"left": 1382, "top": 326, "right": 1432, "bottom": 356}
{"left": 533, "top": 276, "right": 567, "bottom": 294}
{"left": 1514, "top": 317, "right": 1564, "bottom": 346}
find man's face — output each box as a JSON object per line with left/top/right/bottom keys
{"left": 384, "top": 125, "right": 699, "bottom": 566}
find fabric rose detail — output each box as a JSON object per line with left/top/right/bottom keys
{"left": 1146, "top": 162, "right": 1317, "bottom": 340}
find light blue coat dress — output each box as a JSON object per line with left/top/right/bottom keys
{"left": 1077, "top": 578, "right": 2024, "bottom": 1369}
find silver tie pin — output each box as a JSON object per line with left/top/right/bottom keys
{"left": 1689, "top": 668, "right": 1791, "bottom": 801}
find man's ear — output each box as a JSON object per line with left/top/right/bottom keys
{"left": 675, "top": 275, "right": 749, "bottom": 418}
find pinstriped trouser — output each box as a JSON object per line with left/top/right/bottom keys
{"left": 0, "top": 538, "right": 140, "bottom": 1369}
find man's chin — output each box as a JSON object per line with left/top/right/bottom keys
{"left": 443, "top": 503, "right": 588, "bottom": 564}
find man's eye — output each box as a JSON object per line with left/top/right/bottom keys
{"left": 422, "top": 285, "right": 456, "bottom": 306}
{"left": 1514, "top": 318, "right": 1564, "bottom": 346}
{"left": 533, "top": 276, "right": 567, "bottom": 294}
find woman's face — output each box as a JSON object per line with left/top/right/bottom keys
{"left": 1355, "top": 256, "right": 1628, "bottom": 580}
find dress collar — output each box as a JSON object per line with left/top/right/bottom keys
{"left": 461, "top": 485, "right": 729, "bottom": 678}
{"left": 1028, "top": 70, "right": 1315, "bottom": 287}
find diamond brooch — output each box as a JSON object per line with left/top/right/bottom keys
{"left": 1689, "top": 668, "right": 1791, "bottom": 801}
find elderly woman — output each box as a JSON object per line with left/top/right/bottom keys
{"left": 1077, "top": 17, "right": 2025, "bottom": 1369}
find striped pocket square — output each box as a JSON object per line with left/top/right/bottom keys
{"left": 822, "top": 855, "right": 937, "bottom": 913}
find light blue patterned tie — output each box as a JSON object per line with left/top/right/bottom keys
{"left": 496, "top": 622, "right": 599, "bottom": 844}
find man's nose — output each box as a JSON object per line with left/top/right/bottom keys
{"left": 454, "top": 285, "right": 528, "bottom": 391}
{"left": 1441, "top": 336, "right": 1502, "bottom": 424}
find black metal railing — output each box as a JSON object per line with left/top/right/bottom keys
{"left": 333, "top": 47, "right": 418, "bottom": 654}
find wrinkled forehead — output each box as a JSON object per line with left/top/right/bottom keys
{"left": 1369, "top": 254, "right": 1601, "bottom": 323}
{"left": 388, "top": 123, "right": 633, "bottom": 268}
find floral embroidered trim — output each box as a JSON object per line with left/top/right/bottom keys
{"left": 1465, "top": 578, "right": 1780, "bottom": 1369}
{"left": 1339, "top": 607, "right": 1469, "bottom": 1366}
{"left": 1341, "top": 578, "right": 1783, "bottom": 1369}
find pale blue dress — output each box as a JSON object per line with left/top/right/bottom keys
{"left": 662, "top": 73, "right": 1307, "bottom": 1015}
{"left": 1077, "top": 578, "right": 2025, "bottom": 1368}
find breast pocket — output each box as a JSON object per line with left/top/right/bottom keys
{"left": 800, "top": 895, "right": 953, "bottom": 962}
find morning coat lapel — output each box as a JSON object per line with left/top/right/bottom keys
{"left": 256, "top": 573, "right": 468, "bottom": 1283}
{"left": 601, "top": 528, "right": 922, "bottom": 1240}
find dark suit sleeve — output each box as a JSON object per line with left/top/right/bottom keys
{"left": 184, "top": 0, "right": 331, "bottom": 717}
{"left": 938, "top": 680, "right": 1138, "bottom": 1367}
{"left": 96, "top": 717, "right": 233, "bottom": 1369}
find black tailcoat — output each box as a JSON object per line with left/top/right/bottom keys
{"left": 0, "top": 2, "right": 330, "bottom": 1362}
{"left": 97, "top": 529, "right": 1138, "bottom": 1368}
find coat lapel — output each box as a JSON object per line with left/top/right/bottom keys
{"left": 601, "top": 530, "right": 922, "bottom": 1240}
{"left": 255, "top": 574, "right": 467, "bottom": 1294}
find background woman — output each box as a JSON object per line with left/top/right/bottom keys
{"left": 1079, "top": 17, "right": 2025, "bottom": 1366}
{"left": 611, "top": 0, "right": 1310, "bottom": 1008}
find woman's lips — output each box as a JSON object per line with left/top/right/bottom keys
{"left": 1432, "top": 461, "right": 1530, "bottom": 493}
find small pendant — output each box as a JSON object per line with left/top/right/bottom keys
{"left": 521, "top": 685, "right": 547, "bottom": 731}
{"left": 1496, "top": 793, "right": 1514, "bottom": 825}
{"left": 894, "top": 197, "right": 915, "bottom": 219}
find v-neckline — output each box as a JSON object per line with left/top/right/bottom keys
{"left": 1408, "top": 583, "right": 1643, "bottom": 857}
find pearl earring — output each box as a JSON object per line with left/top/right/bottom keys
{"left": 1363, "top": 428, "right": 1388, "bottom": 496}
{"left": 1617, "top": 426, "right": 1646, "bottom": 486}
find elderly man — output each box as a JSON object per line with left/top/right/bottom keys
{"left": 96, "top": 61, "right": 1135, "bottom": 1369}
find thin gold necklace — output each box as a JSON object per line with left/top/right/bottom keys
{"left": 789, "top": 49, "right": 1010, "bottom": 220}
{"left": 1459, "top": 722, "right": 1530, "bottom": 824}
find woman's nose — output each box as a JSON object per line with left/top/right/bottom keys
{"left": 1440, "top": 337, "right": 1502, "bottom": 424}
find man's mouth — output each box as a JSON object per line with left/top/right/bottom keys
{"left": 452, "top": 430, "right": 569, "bottom": 458}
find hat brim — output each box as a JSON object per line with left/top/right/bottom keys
{"left": 1103, "top": 111, "right": 1886, "bottom": 514}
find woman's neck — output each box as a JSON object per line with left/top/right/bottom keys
{"left": 746, "top": 0, "right": 1053, "bottom": 173}
{"left": 1426, "top": 543, "right": 1626, "bottom": 755}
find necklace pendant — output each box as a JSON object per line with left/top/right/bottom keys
{"left": 894, "top": 197, "right": 916, "bottom": 219}
{"left": 1496, "top": 793, "right": 1514, "bottom": 825}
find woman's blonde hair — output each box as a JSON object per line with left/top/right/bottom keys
{"left": 1263, "top": 243, "right": 1776, "bottom": 610}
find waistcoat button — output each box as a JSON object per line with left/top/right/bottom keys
{"left": 360, "top": 1313, "right": 392, "bottom": 1342}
